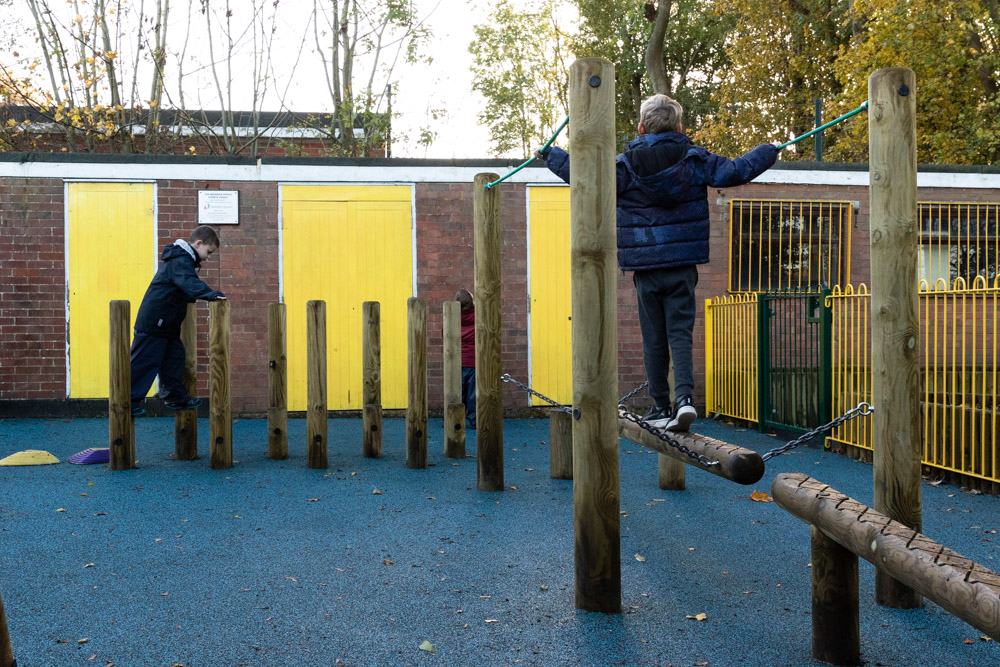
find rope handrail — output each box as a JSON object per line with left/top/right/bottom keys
{"left": 777, "top": 100, "right": 868, "bottom": 151}
{"left": 484, "top": 114, "right": 569, "bottom": 189}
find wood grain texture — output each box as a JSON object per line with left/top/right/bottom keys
{"left": 362, "top": 301, "right": 383, "bottom": 458}
{"left": 0, "top": 589, "right": 12, "bottom": 667}
{"left": 406, "top": 297, "right": 428, "bottom": 469}
{"left": 868, "top": 67, "right": 922, "bottom": 609}
{"left": 811, "top": 525, "right": 860, "bottom": 665}
{"left": 306, "top": 300, "right": 328, "bottom": 469}
{"left": 658, "top": 454, "right": 685, "bottom": 491}
{"left": 569, "top": 57, "right": 620, "bottom": 614}
{"left": 549, "top": 409, "right": 573, "bottom": 480}
{"left": 174, "top": 302, "right": 199, "bottom": 461}
{"left": 209, "top": 300, "right": 232, "bottom": 470}
{"left": 443, "top": 301, "right": 465, "bottom": 458}
{"left": 772, "top": 473, "right": 999, "bottom": 641}
{"left": 618, "top": 419, "right": 765, "bottom": 485}
{"left": 108, "top": 300, "right": 135, "bottom": 471}
{"left": 268, "top": 302, "right": 288, "bottom": 460}
{"left": 474, "top": 173, "right": 504, "bottom": 491}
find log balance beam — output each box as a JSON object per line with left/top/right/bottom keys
{"left": 772, "top": 472, "right": 1000, "bottom": 664}
{"left": 618, "top": 418, "right": 765, "bottom": 486}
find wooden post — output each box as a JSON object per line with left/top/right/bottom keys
{"left": 209, "top": 300, "right": 232, "bottom": 470}
{"left": 443, "top": 300, "right": 466, "bottom": 458}
{"left": 869, "top": 67, "right": 922, "bottom": 609}
{"left": 109, "top": 300, "right": 135, "bottom": 471}
{"left": 268, "top": 303, "right": 288, "bottom": 460}
{"left": 362, "top": 301, "right": 383, "bottom": 458}
{"left": 549, "top": 409, "right": 573, "bottom": 479}
{"left": 174, "top": 303, "right": 198, "bottom": 460}
{"left": 307, "top": 300, "right": 328, "bottom": 469}
{"left": 474, "top": 172, "right": 504, "bottom": 491}
{"left": 570, "top": 57, "right": 620, "bottom": 613}
{"left": 658, "top": 455, "right": 685, "bottom": 490}
{"left": 0, "top": 589, "right": 12, "bottom": 667}
{"left": 406, "top": 297, "right": 428, "bottom": 468}
{"left": 811, "top": 525, "right": 860, "bottom": 665}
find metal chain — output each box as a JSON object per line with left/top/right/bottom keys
{"left": 617, "top": 404, "right": 720, "bottom": 467}
{"left": 501, "top": 374, "right": 577, "bottom": 418}
{"left": 760, "top": 402, "right": 874, "bottom": 462}
{"left": 618, "top": 381, "right": 648, "bottom": 405}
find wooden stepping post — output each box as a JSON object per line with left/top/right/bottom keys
{"left": 0, "top": 589, "right": 13, "bottom": 667}
{"left": 406, "top": 297, "right": 428, "bottom": 468}
{"left": 306, "top": 300, "right": 328, "bottom": 469}
{"left": 174, "top": 303, "right": 199, "bottom": 461}
{"left": 109, "top": 300, "right": 135, "bottom": 471}
{"left": 443, "top": 300, "right": 466, "bottom": 458}
{"left": 549, "top": 409, "right": 572, "bottom": 480}
{"left": 268, "top": 303, "right": 288, "bottom": 460}
{"left": 209, "top": 300, "right": 232, "bottom": 470}
{"left": 362, "top": 301, "right": 383, "bottom": 458}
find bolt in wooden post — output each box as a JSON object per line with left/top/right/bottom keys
{"left": 406, "top": 297, "right": 428, "bottom": 468}
{"left": 109, "top": 300, "right": 135, "bottom": 471}
{"left": 869, "top": 67, "right": 922, "bottom": 609}
{"left": 443, "top": 300, "right": 466, "bottom": 458}
{"left": 175, "top": 303, "right": 199, "bottom": 461}
{"left": 268, "top": 303, "right": 288, "bottom": 460}
{"left": 307, "top": 300, "right": 328, "bottom": 469}
{"left": 658, "top": 454, "right": 685, "bottom": 490}
{"left": 0, "top": 589, "right": 13, "bottom": 667}
{"left": 209, "top": 300, "right": 232, "bottom": 470}
{"left": 570, "top": 57, "right": 620, "bottom": 614}
{"left": 549, "top": 409, "right": 572, "bottom": 479}
{"left": 362, "top": 301, "right": 383, "bottom": 458}
{"left": 811, "top": 525, "right": 861, "bottom": 665}
{"left": 474, "top": 172, "right": 504, "bottom": 491}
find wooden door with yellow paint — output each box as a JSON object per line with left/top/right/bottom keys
{"left": 67, "top": 182, "right": 155, "bottom": 397}
{"left": 528, "top": 186, "right": 572, "bottom": 405}
{"left": 282, "top": 185, "right": 413, "bottom": 411}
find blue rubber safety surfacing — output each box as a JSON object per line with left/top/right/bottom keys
{"left": 0, "top": 416, "right": 997, "bottom": 666}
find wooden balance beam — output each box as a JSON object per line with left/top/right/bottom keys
{"left": 772, "top": 472, "right": 1000, "bottom": 664}
{"left": 618, "top": 418, "right": 765, "bottom": 485}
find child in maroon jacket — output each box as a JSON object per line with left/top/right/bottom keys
{"left": 455, "top": 289, "right": 476, "bottom": 429}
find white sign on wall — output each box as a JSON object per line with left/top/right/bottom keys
{"left": 198, "top": 190, "right": 239, "bottom": 225}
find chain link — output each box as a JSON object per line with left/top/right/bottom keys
{"left": 501, "top": 374, "right": 577, "bottom": 418}
{"left": 618, "top": 381, "right": 649, "bottom": 405}
{"left": 617, "top": 404, "right": 720, "bottom": 467}
{"left": 760, "top": 402, "right": 874, "bottom": 462}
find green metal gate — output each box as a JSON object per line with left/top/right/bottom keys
{"left": 757, "top": 290, "right": 832, "bottom": 434}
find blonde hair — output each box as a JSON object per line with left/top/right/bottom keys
{"left": 639, "top": 94, "right": 684, "bottom": 134}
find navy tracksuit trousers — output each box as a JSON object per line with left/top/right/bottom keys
{"left": 130, "top": 332, "right": 192, "bottom": 407}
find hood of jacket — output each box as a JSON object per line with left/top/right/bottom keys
{"left": 162, "top": 239, "right": 201, "bottom": 268}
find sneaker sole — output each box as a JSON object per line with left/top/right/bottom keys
{"left": 666, "top": 408, "right": 697, "bottom": 432}
{"left": 643, "top": 417, "right": 671, "bottom": 429}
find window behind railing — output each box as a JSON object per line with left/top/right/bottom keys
{"left": 920, "top": 202, "right": 1000, "bottom": 288}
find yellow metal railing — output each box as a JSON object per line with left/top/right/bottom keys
{"left": 705, "top": 292, "right": 758, "bottom": 423}
{"left": 827, "top": 278, "right": 1000, "bottom": 485}
{"left": 728, "top": 199, "right": 853, "bottom": 293}
{"left": 919, "top": 201, "right": 1000, "bottom": 286}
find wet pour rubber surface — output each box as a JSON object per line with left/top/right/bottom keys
{"left": 0, "top": 416, "right": 997, "bottom": 666}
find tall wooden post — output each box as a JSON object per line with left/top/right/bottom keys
{"left": 869, "top": 67, "right": 922, "bottom": 609}
{"left": 474, "top": 172, "right": 504, "bottom": 491}
{"left": 0, "top": 589, "right": 13, "bottom": 667}
{"left": 109, "top": 300, "right": 135, "bottom": 471}
{"left": 570, "top": 57, "right": 620, "bottom": 613}
{"left": 174, "top": 303, "right": 198, "bottom": 460}
{"left": 268, "top": 303, "right": 288, "bottom": 460}
{"left": 307, "top": 300, "right": 328, "bottom": 469}
{"left": 549, "top": 409, "right": 573, "bottom": 480}
{"left": 362, "top": 301, "right": 383, "bottom": 458}
{"left": 443, "top": 301, "right": 466, "bottom": 458}
{"left": 811, "top": 525, "right": 860, "bottom": 665}
{"left": 407, "top": 297, "right": 428, "bottom": 468}
{"left": 209, "top": 300, "right": 232, "bottom": 470}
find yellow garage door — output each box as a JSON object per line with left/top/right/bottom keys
{"left": 282, "top": 185, "right": 413, "bottom": 411}
{"left": 67, "top": 182, "right": 156, "bottom": 397}
{"left": 528, "top": 186, "right": 572, "bottom": 405}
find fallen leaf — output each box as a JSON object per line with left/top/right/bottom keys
{"left": 694, "top": 662, "right": 709, "bottom": 666}
{"left": 286, "top": 577, "right": 298, "bottom": 582}
{"left": 419, "top": 640, "right": 435, "bottom": 653}
{"left": 485, "top": 619, "right": 499, "bottom": 623}
{"left": 373, "top": 488, "right": 383, "bottom": 495}
{"left": 307, "top": 498, "right": 319, "bottom": 502}
{"left": 686, "top": 613, "right": 707, "bottom": 621}
{"left": 56, "top": 508, "right": 66, "bottom": 512}
{"left": 161, "top": 592, "right": 169, "bottom": 596}
{"left": 84, "top": 563, "right": 95, "bottom": 568}
{"left": 963, "top": 639, "right": 974, "bottom": 644}
{"left": 78, "top": 638, "right": 89, "bottom": 644}
{"left": 981, "top": 636, "right": 993, "bottom": 642}
{"left": 383, "top": 559, "right": 394, "bottom": 565}
{"left": 634, "top": 554, "right": 646, "bottom": 562}
{"left": 750, "top": 491, "right": 773, "bottom": 503}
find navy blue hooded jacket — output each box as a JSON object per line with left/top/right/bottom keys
{"left": 543, "top": 132, "right": 777, "bottom": 271}
{"left": 134, "top": 240, "right": 224, "bottom": 338}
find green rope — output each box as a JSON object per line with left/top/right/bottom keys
{"left": 777, "top": 100, "right": 868, "bottom": 151}
{"left": 485, "top": 114, "right": 570, "bottom": 189}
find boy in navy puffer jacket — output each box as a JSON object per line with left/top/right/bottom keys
{"left": 540, "top": 93, "right": 777, "bottom": 431}
{"left": 130, "top": 226, "right": 227, "bottom": 416}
